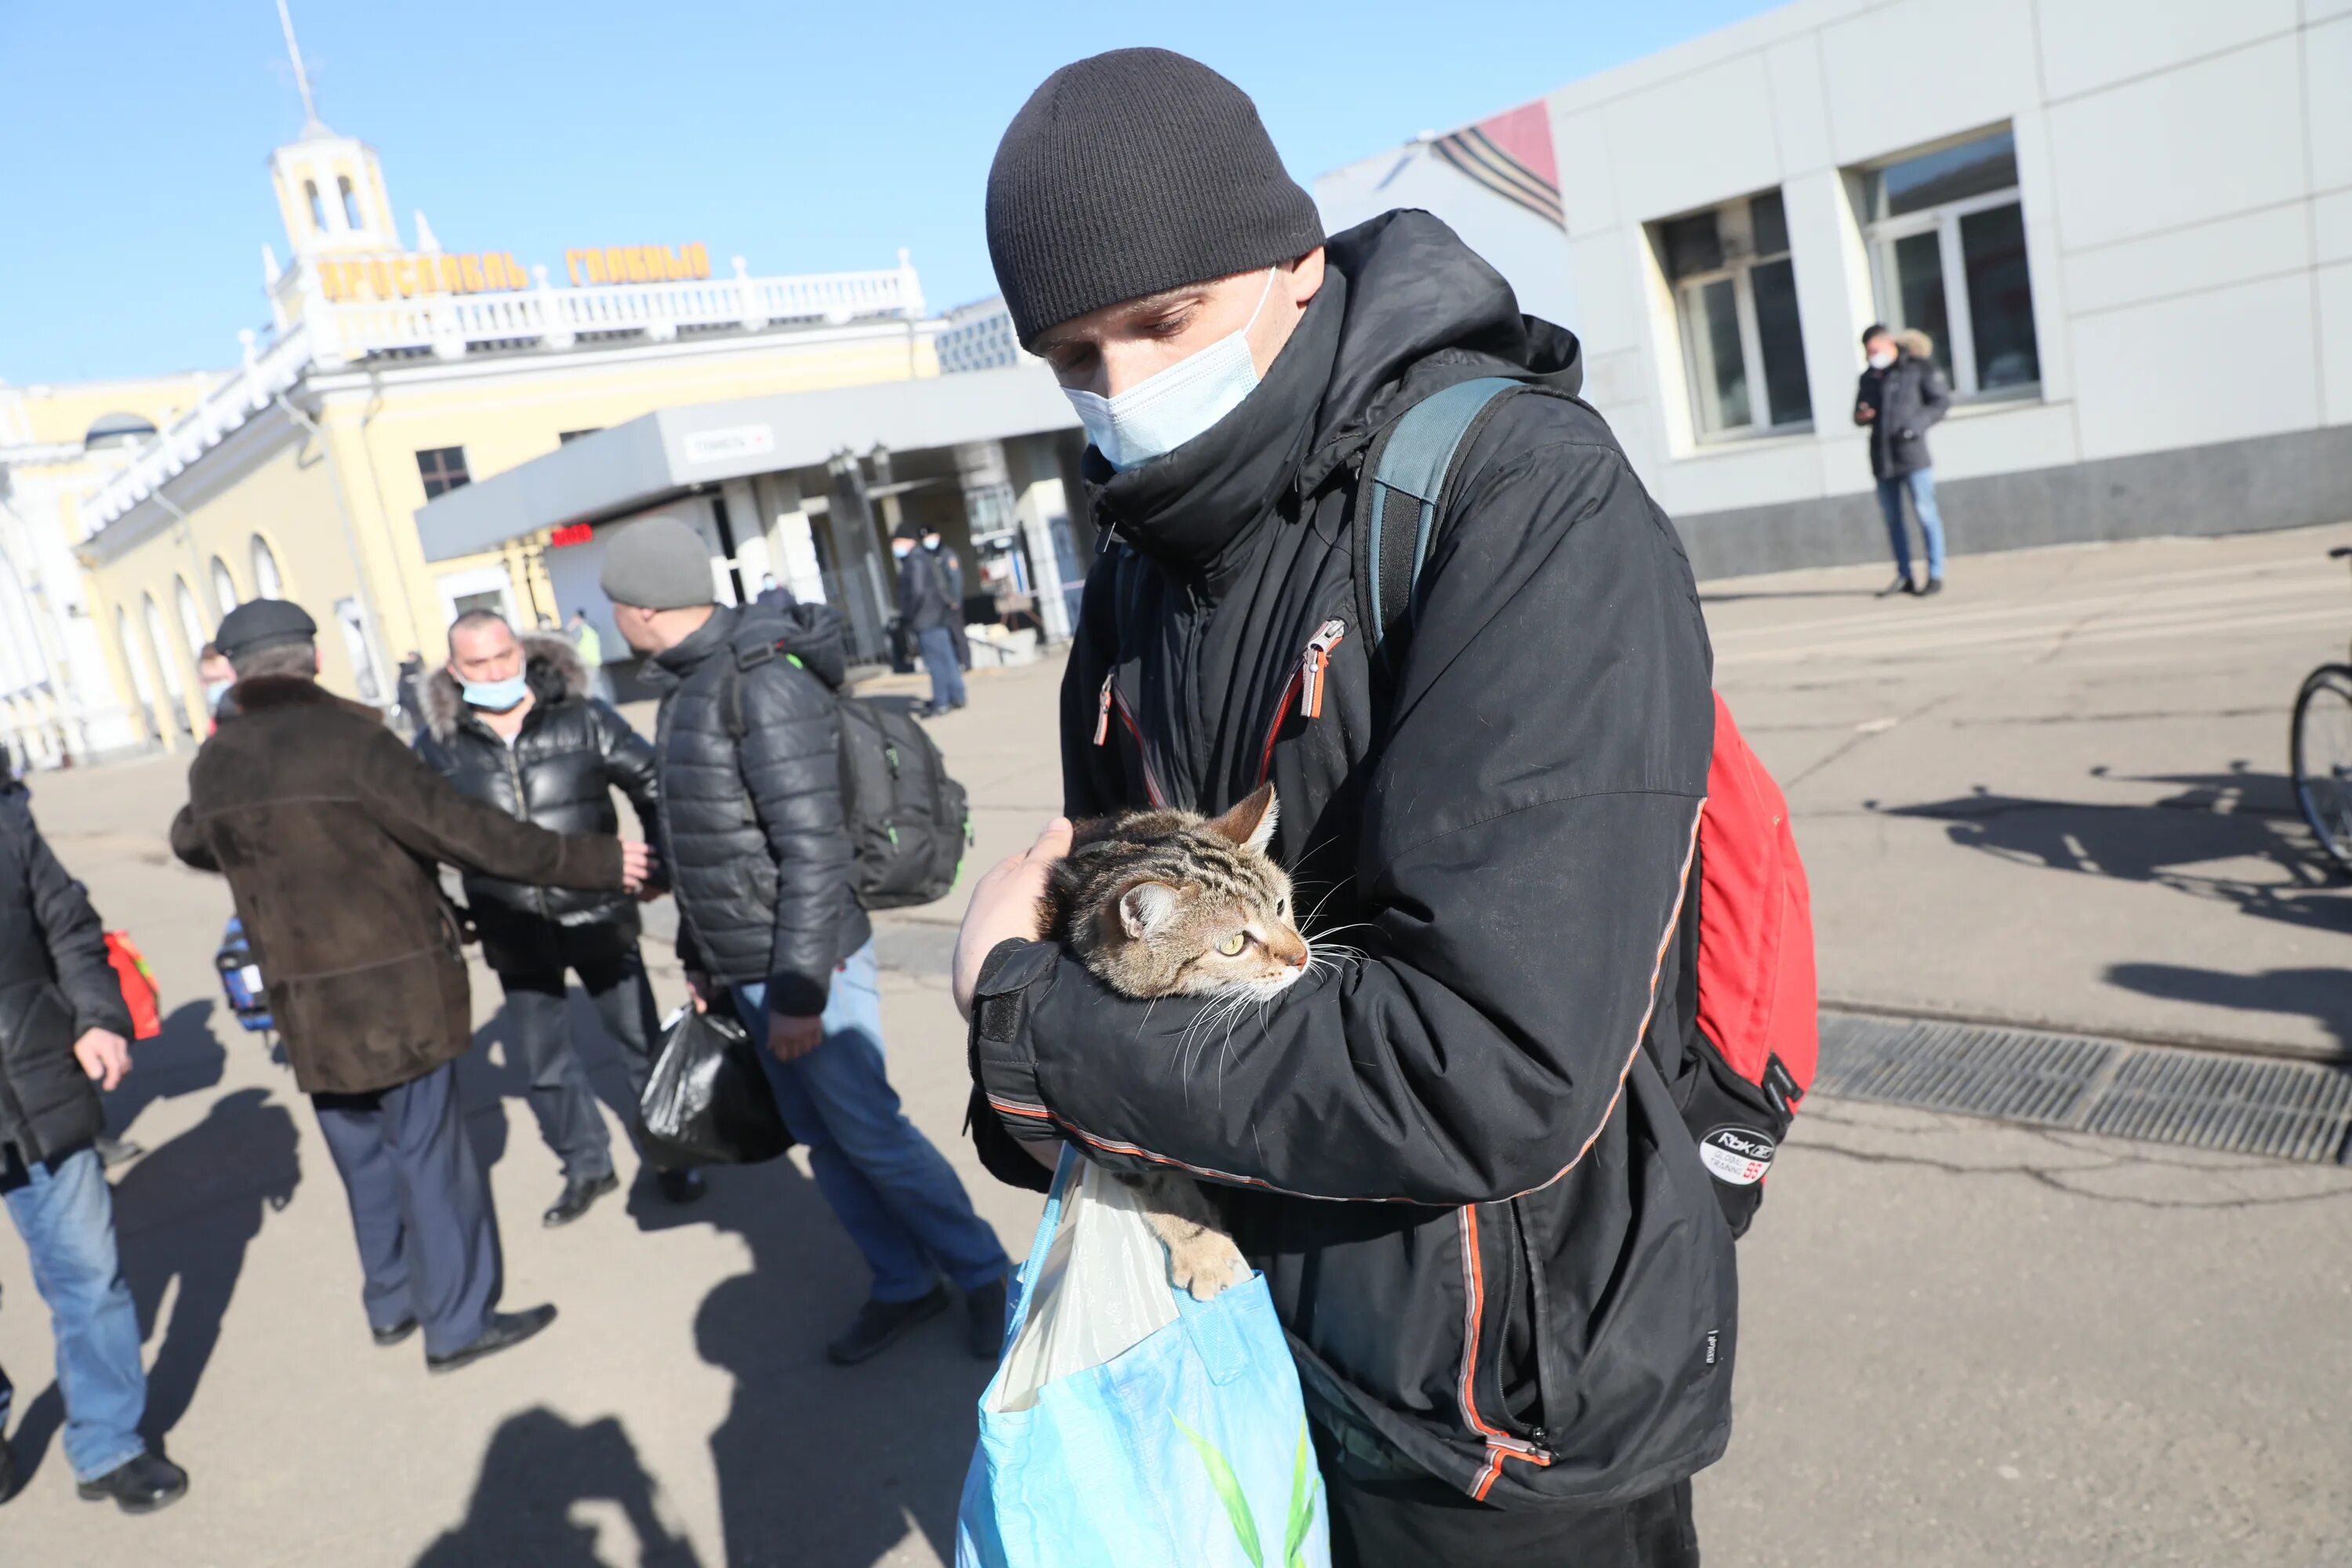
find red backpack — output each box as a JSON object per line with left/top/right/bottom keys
{"left": 1356, "top": 378, "right": 1819, "bottom": 1232}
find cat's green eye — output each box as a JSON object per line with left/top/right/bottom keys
{"left": 1216, "top": 932, "right": 1247, "bottom": 957}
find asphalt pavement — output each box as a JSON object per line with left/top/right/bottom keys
{"left": 0, "top": 525, "right": 2345, "bottom": 1566}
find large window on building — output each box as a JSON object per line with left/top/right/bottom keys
{"left": 416, "top": 446, "right": 471, "bottom": 499}
{"left": 1659, "top": 191, "right": 1812, "bottom": 439}
{"left": 211, "top": 557, "right": 241, "bottom": 613}
{"left": 251, "top": 536, "right": 284, "bottom": 599}
{"left": 1861, "top": 129, "right": 2040, "bottom": 397}
{"left": 175, "top": 579, "right": 207, "bottom": 659}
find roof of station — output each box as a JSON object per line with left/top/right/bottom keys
{"left": 414, "top": 364, "right": 1080, "bottom": 563}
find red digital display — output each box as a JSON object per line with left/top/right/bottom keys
{"left": 549, "top": 524, "right": 593, "bottom": 548}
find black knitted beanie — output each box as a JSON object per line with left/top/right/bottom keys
{"left": 985, "top": 49, "right": 1326, "bottom": 344}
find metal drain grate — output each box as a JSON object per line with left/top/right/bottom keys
{"left": 1813, "top": 1015, "right": 2118, "bottom": 1127}
{"left": 1815, "top": 1011, "right": 2352, "bottom": 1164}
{"left": 2082, "top": 1051, "right": 2352, "bottom": 1163}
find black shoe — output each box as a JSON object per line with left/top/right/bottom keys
{"left": 656, "top": 1167, "right": 706, "bottom": 1205}
{"left": 372, "top": 1316, "right": 419, "bottom": 1348}
{"left": 543, "top": 1172, "right": 619, "bottom": 1228}
{"left": 426, "top": 1305, "right": 558, "bottom": 1374}
{"left": 1876, "top": 574, "right": 1915, "bottom": 598}
{"left": 0, "top": 1439, "right": 17, "bottom": 1506}
{"left": 826, "top": 1285, "right": 949, "bottom": 1366}
{"left": 1919, "top": 576, "right": 1944, "bottom": 597}
{"left": 76, "top": 1452, "right": 187, "bottom": 1515}
{"left": 964, "top": 1277, "right": 1007, "bottom": 1360}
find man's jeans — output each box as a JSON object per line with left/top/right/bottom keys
{"left": 916, "top": 625, "right": 967, "bottom": 712}
{"left": 0, "top": 1145, "right": 147, "bottom": 1483}
{"left": 735, "top": 942, "right": 1007, "bottom": 1303}
{"left": 1876, "top": 467, "right": 1947, "bottom": 582}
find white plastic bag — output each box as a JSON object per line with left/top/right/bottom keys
{"left": 989, "top": 1157, "right": 1177, "bottom": 1414}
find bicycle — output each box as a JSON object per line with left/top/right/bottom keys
{"left": 2291, "top": 545, "right": 2352, "bottom": 870}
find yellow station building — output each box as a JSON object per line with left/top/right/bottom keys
{"left": 0, "top": 87, "right": 1079, "bottom": 764}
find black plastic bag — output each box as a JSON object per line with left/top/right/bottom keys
{"left": 638, "top": 1004, "right": 794, "bottom": 1167}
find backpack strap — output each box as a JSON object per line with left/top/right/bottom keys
{"left": 1351, "top": 376, "right": 1529, "bottom": 675}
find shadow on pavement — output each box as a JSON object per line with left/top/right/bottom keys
{"left": 103, "top": 999, "right": 227, "bottom": 1147}
{"left": 2104, "top": 964, "right": 2352, "bottom": 1055}
{"left": 411, "top": 1406, "right": 702, "bottom": 1567}
{"left": 6, "top": 1086, "right": 299, "bottom": 1487}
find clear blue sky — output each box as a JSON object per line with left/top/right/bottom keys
{"left": 0, "top": 0, "right": 1783, "bottom": 387}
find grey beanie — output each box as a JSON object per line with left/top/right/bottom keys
{"left": 985, "top": 49, "right": 1325, "bottom": 344}
{"left": 598, "top": 516, "right": 715, "bottom": 610}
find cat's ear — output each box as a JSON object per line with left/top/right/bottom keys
{"left": 1207, "top": 782, "right": 1279, "bottom": 855}
{"left": 1116, "top": 880, "right": 1180, "bottom": 938}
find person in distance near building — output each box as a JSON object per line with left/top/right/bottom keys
{"left": 1855, "top": 322, "right": 1951, "bottom": 597}
{"left": 599, "top": 518, "right": 1010, "bottom": 1366}
{"left": 415, "top": 608, "right": 703, "bottom": 1226}
{"left": 953, "top": 49, "right": 1725, "bottom": 1568}
{"left": 894, "top": 524, "right": 967, "bottom": 717}
{"left": 169, "top": 599, "right": 652, "bottom": 1375}
{"left": 0, "top": 789, "right": 187, "bottom": 1513}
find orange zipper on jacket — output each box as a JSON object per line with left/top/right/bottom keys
{"left": 1457, "top": 1204, "right": 1553, "bottom": 1500}
{"left": 1255, "top": 619, "right": 1347, "bottom": 787}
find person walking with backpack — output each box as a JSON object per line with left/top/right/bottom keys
{"left": 415, "top": 609, "right": 702, "bottom": 1223}
{"left": 1854, "top": 323, "right": 1951, "bottom": 597}
{"left": 951, "top": 51, "right": 1737, "bottom": 1568}
{"left": 170, "top": 601, "right": 652, "bottom": 1375}
{"left": 894, "top": 524, "right": 967, "bottom": 717}
{"left": 598, "top": 520, "right": 1008, "bottom": 1365}
{"left": 0, "top": 789, "right": 187, "bottom": 1513}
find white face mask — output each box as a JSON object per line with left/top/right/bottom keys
{"left": 1064, "top": 269, "right": 1278, "bottom": 472}
{"left": 1867, "top": 348, "right": 1896, "bottom": 370}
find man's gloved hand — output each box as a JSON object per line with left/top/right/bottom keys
{"left": 768, "top": 1012, "right": 824, "bottom": 1062}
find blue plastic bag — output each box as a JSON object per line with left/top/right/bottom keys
{"left": 957, "top": 1149, "right": 1331, "bottom": 1568}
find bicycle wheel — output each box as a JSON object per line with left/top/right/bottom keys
{"left": 2292, "top": 663, "right": 2352, "bottom": 872}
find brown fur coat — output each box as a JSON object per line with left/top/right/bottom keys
{"left": 169, "top": 676, "right": 623, "bottom": 1094}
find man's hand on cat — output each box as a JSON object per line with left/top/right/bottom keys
{"left": 953, "top": 816, "right": 1073, "bottom": 1021}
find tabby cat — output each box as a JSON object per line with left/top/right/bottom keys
{"left": 1036, "top": 782, "right": 1310, "bottom": 1301}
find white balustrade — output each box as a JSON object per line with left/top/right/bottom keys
{"left": 80, "top": 259, "right": 924, "bottom": 536}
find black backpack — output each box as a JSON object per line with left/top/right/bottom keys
{"left": 720, "top": 651, "right": 971, "bottom": 910}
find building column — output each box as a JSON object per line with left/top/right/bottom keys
{"left": 1783, "top": 166, "right": 1880, "bottom": 490}
{"left": 756, "top": 474, "right": 826, "bottom": 606}
{"left": 1005, "top": 436, "right": 1074, "bottom": 644}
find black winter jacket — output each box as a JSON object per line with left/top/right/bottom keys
{"left": 1854, "top": 330, "right": 1950, "bottom": 479}
{"left": 0, "top": 786, "right": 132, "bottom": 1163}
{"left": 412, "top": 633, "right": 660, "bottom": 956}
{"left": 970, "top": 212, "right": 1733, "bottom": 1508}
{"left": 646, "top": 602, "right": 869, "bottom": 1018}
{"left": 896, "top": 547, "right": 959, "bottom": 633}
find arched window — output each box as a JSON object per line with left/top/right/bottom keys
{"left": 210, "top": 557, "right": 240, "bottom": 614}
{"left": 252, "top": 536, "right": 284, "bottom": 599}
{"left": 305, "top": 180, "right": 325, "bottom": 230}
{"left": 141, "top": 594, "right": 184, "bottom": 705}
{"left": 84, "top": 412, "right": 158, "bottom": 452}
{"left": 175, "top": 578, "right": 207, "bottom": 659}
{"left": 338, "top": 175, "right": 361, "bottom": 230}
{"left": 114, "top": 608, "right": 156, "bottom": 740}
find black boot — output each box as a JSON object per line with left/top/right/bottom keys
{"left": 825, "top": 1285, "right": 949, "bottom": 1366}
{"left": 76, "top": 1452, "right": 188, "bottom": 1515}
{"left": 427, "top": 1305, "right": 559, "bottom": 1374}
{"left": 371, "top": 1316, "right": 419, "bottom": 1348}
{"left": 543, "top": 1172, "right": 619, "bottom": 1228}
{"left": 656, "top": 1167, "right": 706, "bottom": 1205}
{"left": 1876, "top": 573, "right": 1915, "bottom": 598}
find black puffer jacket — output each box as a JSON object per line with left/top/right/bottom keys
{"left": 412, "top": 633, "right": 659, "bottom": 951}
{"left": 0, "top": 786, "right": 132, "bottom": 1163}
{"left": 971, "top": 211, "right": 1732, "bottom": 1508}
{"left": 645, "top": 601, "right": 869, "bottom": 1018}
{"left": 1854, "top": 328, "right": 1950, "bottom": 479}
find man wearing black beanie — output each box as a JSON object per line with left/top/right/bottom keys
{"left": 957, "top": 49, "right": 1726, "bottom": 1568}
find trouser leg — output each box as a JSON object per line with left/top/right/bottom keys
{"left": 1908, "top": 466, "right": 1947, "bottom": 580}
{"left": 744, "top": 946, "right": 1008, "bottom": 1300}
{"left": 1875, "top": 477, "right": 1913, "bottom": 579}
{"left": 573, "top": 937, "right": 682, "bottom": 1168}
{"left": 379, "top": 1063, "right": 502, "bottom": 1359}
{"left": 309, "top": 1094, "right": 416, "bottom": 1334}
{"left": 1, "top": 1146, "right": 148, "bottom": 1482}
{"left": 917, "top": 626, "right": 964, "bottom": 708}
{"left": 498, "top": 964, "right": 615, "bottom": 1183}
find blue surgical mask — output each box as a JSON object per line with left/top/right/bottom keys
{"left": 1064, "top": 268, "right": 1277, "bottom": 471}
{"left": 203, "top": 679, "right": 234, "bottom": 710}
{"left": 461, "top": 673, "right": 529, "bottom": 711}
